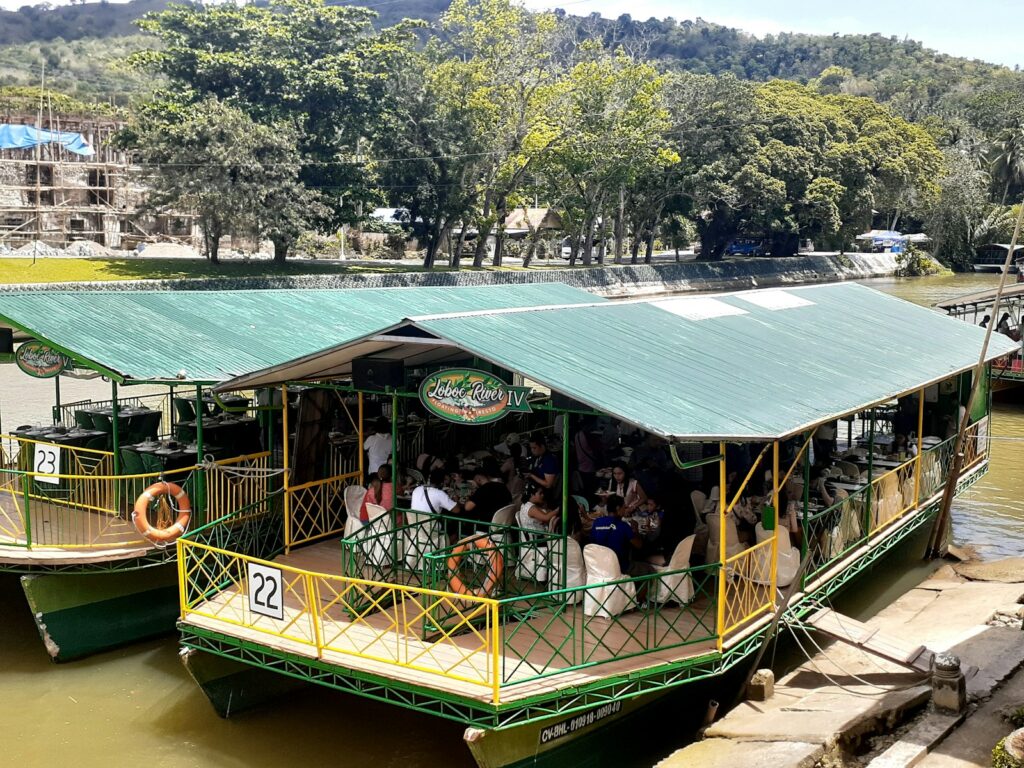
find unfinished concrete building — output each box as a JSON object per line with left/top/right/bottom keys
{"left": 0, "top": 109, "right": 196, "bottom": 250}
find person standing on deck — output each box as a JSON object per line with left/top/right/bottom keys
{"left": 363, "top": 417, "right": 392, "bottom": 480}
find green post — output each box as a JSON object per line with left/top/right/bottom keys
{"left": 53, "top": 375, "right": 61, "bottom": 424}
{"left": 865, "top": 410, "right": 875, "bottom": 542}
{"left": 391, "top": 392, "right": 398, "bottom": 528}
{"left": 111, "top": 380, "right": 121, "bottom": 474}
{"left": 169, "top": 385, "right": 175, "bottom": 436}
{"left": 561, "top": 412, "right": 569, "bottom": 592}
{"left": 801, "top": 435, "right": 810, "bottom": 561}
{"left": 195, "top": 384, "right": 206, "bottom": 524}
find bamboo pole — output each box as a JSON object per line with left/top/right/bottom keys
{"left": 927, "top": 201, "right": 1024, "bottom": 557}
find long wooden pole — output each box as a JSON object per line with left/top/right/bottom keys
{"left": 927, "top": 202, "right": 1024, "bottom": 557}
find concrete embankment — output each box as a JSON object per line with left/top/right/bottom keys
{"left": 656, "top": 558, "right": 1024, "bottom": 768}
{"left": 0, "top": 253, "right": 901, "bottom": 296}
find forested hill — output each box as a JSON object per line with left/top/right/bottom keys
{"left": 1, "top": 0, "right": 1021, "bottom": 117}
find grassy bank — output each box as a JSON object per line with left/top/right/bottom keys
{"left": 0, "top": 258, "right": 435, "bottom": 285}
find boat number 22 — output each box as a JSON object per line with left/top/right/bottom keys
{"left": 248, "top": 563, "right": 284, "bottom": 620}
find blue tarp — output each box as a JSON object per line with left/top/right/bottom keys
{"left": 0, "top": 124, "right": 94, "bottom": 156}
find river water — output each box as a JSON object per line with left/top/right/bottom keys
{"left": 1, "top": 272, "right": 1021, "bottom": 768}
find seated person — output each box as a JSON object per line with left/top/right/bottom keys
{"left": 597, "top": 462, "right": 647, "bottom": 515}
{"left": 411, "top": 467, "right": 461, "bottom": 519}
{"left": 635, "top": 496, "right": 667, "bottom": 566}
{"left": 590, "top": 494, "right": 647, "bottom": 575}
{"left": 463, "top": 458, "right": 513, "bottom": 525}
{"left": 889, "top": 433, "right": 917, "bottom": 460}
{"left": 516, "top": 483, "right": 559, "bottom": 533}
{"left": 359, "top": 475, "right": 383, "bottom": 524}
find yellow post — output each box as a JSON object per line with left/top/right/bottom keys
{"left": 771, "top": 440, "right": 779, "bottom": 603}
{"left": 282, "top": 384, "right": 291, "bottom": 553}
{"left": 176, "top": 539, "right": 188, "bottom": 619}
{"left": 357, "top": 392, "right": 365, "bottom": 480}
{"left": 491, "top": 601, "right": 501, "bottom": 704}
{"left": 716, "top": 442, "right": 726, "bottom": 650}
{"left": 309, "top": 574, "right": 324, "bottom": 654}
{"left": 914, "top": 388, "right": 924, "bottom": 508}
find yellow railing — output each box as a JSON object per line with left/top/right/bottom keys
{"left": 285, "top": 444, "right": 361, "bottom": 549}
{"left": 178, "top": 538, "right": 501, "bottom": 702}
{"left": 205, "top": 452, "right": 274, "bottom": 520}
{"left": 721, "top": 538, "right": 776, "bottom": 636}
{"left": 869, "top": 456, "right": 918, "bottom": 534}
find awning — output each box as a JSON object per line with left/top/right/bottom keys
{"left": 0, "top": 283, "right": 601, "bottom": 384}
{"left": 217, "top": 283, "right": 1018, "bottom": 441}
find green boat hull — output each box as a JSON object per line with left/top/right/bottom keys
{"left": 21, "top": 564, "right": 178, "bottom": 661}
{"left": 179, "top": 646, "right": 306, "bottom": 718}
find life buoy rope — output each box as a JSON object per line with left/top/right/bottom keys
{"left": 447, "top": 536, "right": 503, "bottom": 597}
{"left": 132, "top": 481, "right": 192, "bottom": 545}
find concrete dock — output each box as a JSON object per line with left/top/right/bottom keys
{"left": 656, "top": 559, "right": 1024, "bottom": 768}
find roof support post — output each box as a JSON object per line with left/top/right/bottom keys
{"left": 561, "top": 411, "right": 569, "bottom": 591}
{"left": 194, "top": 384, "right": 206, "bottom": 524}
{"left": 357, "top": 392, "right": 364, "bottom": 481}
{"left": 111, "top": 380, "right": 121, "bottom": 513}
{"left": 865, "top": 412, "right": 875, "bottom": 541}
{"left": 771, "top": 441, "right": 779, "bottom": 606}
{"left": 282, "top": 384, "right": 291, "bottom": 554}
{"left": 716, "top": 442, "right": 726, "bottom": 651}
{"left": 913, "top": 389, "right": 924, "bottom": 507}
{"left": 801, "top": 437, "right": 810, "bottom": 584}
{"left": 390, "top": 392, "right": 398, "bottom": 528}
{"left": 53, "top": 374, "right": 61, "bottom": 424}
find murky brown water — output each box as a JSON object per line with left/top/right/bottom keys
{"left": 0, "top": 272, "right": 1021, "bottom": 768}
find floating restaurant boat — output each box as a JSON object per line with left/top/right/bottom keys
{"left": 171, "top": 282, "right": 1015, "bottom": 767}
{"left": 0, "top": 284, "right": 595, "bottom": 660}
{"left": 936, "top": 284, "right": 1024, "bottom": 387}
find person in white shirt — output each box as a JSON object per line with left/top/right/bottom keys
{"left": 410, "top": 468, "right": 460, "bottom": 518}
{"left": 363, "top": 417, "right": 393, "bottom": 478}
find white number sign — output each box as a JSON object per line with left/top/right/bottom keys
{"left": 247, "top": 563, "right": 284, "bottom": 620}
{"left": 33, "top": 444, "right": 61, "bottom": 485}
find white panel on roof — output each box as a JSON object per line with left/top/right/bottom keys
{"left": 735, "top": 290, "right": 814, "bottom": 310}
{"left": 652, "top": 297, "right": 748, "bottom": 321}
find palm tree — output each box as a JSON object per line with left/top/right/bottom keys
{"left": 991, "top": 119, "right": 1024, "bottom": 205}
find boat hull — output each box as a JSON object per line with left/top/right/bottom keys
{"left": 179, "top": 646, "right": 306, "bottom": 717}
{"left": 22, "top": 564, "right": 178, "bottom": 661}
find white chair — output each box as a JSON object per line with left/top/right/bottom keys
{"left": 582, "top": 544, "right": 636, "bottom": 618}
{"left": 751, "top": 523, "right": 800, "bottom": 588}
{"left": 403, "top": 502, "right": 444, "bottom": 573}
{"left": 405, "top": 468, "right": 425, "bottom": 487}
{"left": 550, "top": 536, "right": 586, "bottom": 601}
{"left": 343, "top": 485, "right": 367, "bottom": 539}
{"left": 517, "top": 528, "right": 550, "bottom": 583}
{"left": 653, "top": 535, "right": 696, "bottom": 604}
{"left": 704, "top": 488, "right": 743, "bottom": 565}
{"left": 488, "top": 503, "right": 518, "bottom": 549}
{"left": 362, "top": 503, "right": 393, "bottom": 568}
{"left": 837, "top": 460, "right": 860, "bottom": 480}
{"left": 690, "top": 490, "right": 707, "bottom": 530}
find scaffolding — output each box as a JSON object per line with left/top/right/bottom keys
{"left": 0, "top": 109, "right": 196, "bottom": 250}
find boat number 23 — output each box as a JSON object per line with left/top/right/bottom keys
{"left": 33, "top": 444, "right": 61, "bottom": 486}
{"left": 248, "top": 564, "right": 284, "bottom": 620}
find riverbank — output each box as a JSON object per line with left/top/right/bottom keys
{"left": 656, "top": 558, "right": 1024, "bottom": 768}
{"left": 0, "top": 253, "right": 901, "bottom": 295}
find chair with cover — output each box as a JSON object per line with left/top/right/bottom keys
{"left": 74, "top": 410, "right": 95, "bottom": 431}
{"left": 653, "top": 535, "right": 696, "bottom": 604}
{"left": 173, "top": 398, "right": 197, "bottom": 424}
{"left": 704, "top": 488, "right": 743, "bottom": 565}
{"left": 127, "top": 411, "right": 163, "bottom": 445}
{"left": 359, "top": 502, "right": 393, "bottom": 570}
{"left": 753, "top": 523, "right": 800, "bottom": 588}
{"left": 582, "top": 544, "right": 636, "bottom": 618}
{"left": 690, "top": 490, "right": 707, "bottom": 530}
{"left": 550, "top": 536, "right": 586, "bottom": 601}
{"left": 343, "top": 485, "right": 367, "bottom": 539}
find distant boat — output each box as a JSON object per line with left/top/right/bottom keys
{"left": 972, "top": 244, "right": 1024, "bottom": 273}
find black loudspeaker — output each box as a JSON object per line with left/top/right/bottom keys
{"left": 0, "top": 329, "right": 12, "bottom": 355}
{"left": 352, "top": 357, "right": 405, "bottom": 391}
{"left": 551, "top": 391, "right": 588, "bottom": 411}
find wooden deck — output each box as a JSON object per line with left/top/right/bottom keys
{"left": 184, "top": 540, "right": 718, "bottom": 704}
{"left": 0, "top": 492, "right": 154, "bottom": 565}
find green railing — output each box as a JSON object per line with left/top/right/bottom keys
{"left": 497, "top": 562, "right": 719, "bottom": 687}
{"left": 178, "top": 495, "right": 286, "bottom": 609}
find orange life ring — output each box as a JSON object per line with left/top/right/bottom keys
{"left": 132, "top": 481, "right": 192, "bottom": 544}
{"left": 447, "top": 536, "right": 503, "bottom": 597}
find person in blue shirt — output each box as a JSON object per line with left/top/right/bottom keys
{"left": 590, "top": 494, "right": 643, "bottom": 573}
{"left": 526, "top": 436, "right": 560, "bottom": 492}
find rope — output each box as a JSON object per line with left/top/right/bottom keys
{"left": 200, "top": 456, "right": 289, "bottom": 479}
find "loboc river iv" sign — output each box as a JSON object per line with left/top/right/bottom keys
{"left": 418, "top": 368, "right": 532, "bottom": 425}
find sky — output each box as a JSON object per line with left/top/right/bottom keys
{"left": 1, "top": 0, "right": 1021, "bottom": 69}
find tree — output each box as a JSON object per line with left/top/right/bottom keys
{"left": 130, "top": 0, "right": 416, "bottom": 238}
{"left": 131, "top": 98, "right": 320, "bottom": 264}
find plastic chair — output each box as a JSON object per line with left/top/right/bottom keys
{"left": 488, "top": 503, "right": 518, "bottom": 549}
{"left": 74, "top": 410, "right": 95, "bottom": 430}
{"left": 704, "top": 488, "right": 743, "bottom": 565}
{"left": 550, "top": 536, "right": 586, "bottom": 601}
{"left": 517, "top": 527, "right": 550, "bottom": 583}
{"left": 343, "top": 485, "right": 367, "bottom": 539}
{"left": 582, "top": 544, "right": 636, "bottom": 618}
{"left": 653, "top": 535, "right": 696, "bottom": 604}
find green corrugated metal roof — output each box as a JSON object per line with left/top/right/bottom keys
{"left": 411, "top": 283, "right": 1016, "bottom": 439}
{"left": 0, "top": 284, "right": 600, "bottom": 384}
{"left": 220, "top": 282, "right": 1017, "bottom": 440}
